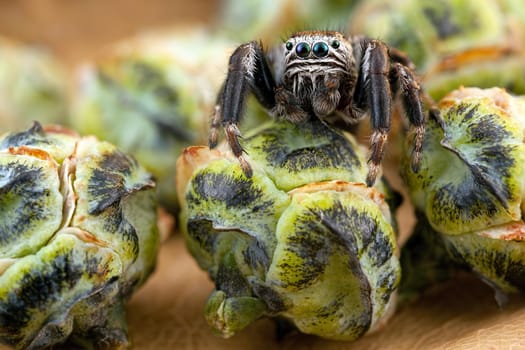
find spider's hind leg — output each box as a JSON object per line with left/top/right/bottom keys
{"left": 389, "top": 61, "right": 425, "bottom": 173}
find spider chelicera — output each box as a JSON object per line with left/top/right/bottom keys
{"left": 209, "top": 30, "right": 426, "bottom": 186}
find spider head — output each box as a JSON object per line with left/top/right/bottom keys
{"left": 284, "top": 31, "right": 349, "bottom": 61}
{"left": 282, "top": 31, "right": 351, "bottom": 79}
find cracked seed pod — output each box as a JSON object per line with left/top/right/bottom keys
{"left": 401, "top": 87, "right": 525, "bottom": 304}
{"left": 0, "top": 36, "right": 68, "bottom": 132}
{"left": 0, "top": 122, "right": 159, "bottom": 349}
{"left": 177, "top": 119, "right": 401, "bottom": 340}
{"left": 71, "top": 28, "right": 233, "bottom": 212}
{"left": 349, "top": 0, "right": 525, "bottom": 100}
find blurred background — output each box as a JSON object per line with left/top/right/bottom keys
{"left": 0, "top": 0, "right": 218, "bottom": 65}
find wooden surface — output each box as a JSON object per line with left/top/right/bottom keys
{"left": 1, "top": 1, "right": 524, "bottom": 349}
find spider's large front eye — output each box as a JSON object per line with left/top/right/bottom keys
{"left": 313, "top": 42, "right": 329, "bottom": 57}
{"left": 295, "top": 42, "right": 311, "bottom": 58}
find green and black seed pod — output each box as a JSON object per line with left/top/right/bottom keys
{"left": 0, "top": 122, "right": 159, "bottom": 349}
{"left": 177, "top": 119, "right": 401, "bottom": 341}
{"left": 401, "top": 87, "right": 525, "bottom": 305}
{"left": 71, "top": 28, "right": 234, "bottom": 213}
{"left": 349, "top": 0, "right": 525, "bottom": 100}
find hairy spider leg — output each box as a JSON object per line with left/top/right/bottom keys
{"left": 352, "top": 38, "right": 426, "bottom": 186}
{"left": 389, "top": 62, "right": 425, "bottom": 172}
{"left": 353, "top": 39, "right": 393, "bottom": 187}
{"left": 209, "top": 41, "right": 276, "bottom": 177}
{"left": 388, "top": 45, "right": 428, "bottom": 172}
{"left": 386, "top": 46, "right": 416, "bottom": 70}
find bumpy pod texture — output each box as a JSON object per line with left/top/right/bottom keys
{"left": 71, "top": 29, "right": 232, "bottom": 212}
{"left": 177, "top": 119, "right": 401, "bottom": 341}
{"left": 0, "top": 123, "right": 159, "bottom": 349}
{"left": 401, "top": 87, "right": 525, "bottom": 303}
{"left": 349, "top": 0, "right": 525, "bottom": 99}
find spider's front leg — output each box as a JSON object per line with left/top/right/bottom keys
{"left": 355, "top": 39, "right": 425, "bottom": 186}
{"left": 354, "top": 39, "right": 393, "bottom": 186}
{"left": 209, "top": 41, "right": 277, "bottom": 177}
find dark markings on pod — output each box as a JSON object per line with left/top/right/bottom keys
{"left": 249, "top": 279, "right": 286, "bottom": 313}
{"left": 0, "top": 243, "right": 117, "bottom": 349}
{"left": 189, "top": 170, "right": 270, "bottom": 209}
{"left": 280, "top": 228, "right": 328, "bottom": 289}
{"left": 215, "top": 252, "right": 252, "bottom": 297}
{"left": 445, "top": 235, "right": 525, "bottom": 293}
{"left": 88, "top": 150, "right": 153, "bottom": 215}
{"left": 438, "top": 102, "right": 518, "bottom": 212}
{"left": 282, "top": 202, "right": 393, "bottom": 290}
{"left": 86, "top": 151, "right": 151, "bottom": 259}
{"left": 367, "top": 226, "right": 394, "bottom": 268}
{"left": 0, "top": 122, "right": 49, "bottom": 150}
{"left": 349, "top": 209, "right": 393, "bottom": 268}
{"left": 376, "top": 270, "right": 399, "bottom": 304}
{"left": 88, "top": 152, "right": 134, "bottom": 215}
{"left": 0, "top": 162, "right": 50, "bottom": 246}
{"left": 506, "top": 260, "right": 525, "bottom": 291}
{"left": 242, "top": 239, "right": 270, "bottom": 273}
{"left": 316, "top": 293, "right": 371, "bottom": 339}
{"left": 315, "top": 294, "right": 345, "bottom": 320}
{"left": 186, "top": 219, "right": 218, "bottom": 256}
{"left": 101, "top": 204, "right": 140, "bottom": 259}
{"left": 469, "top": 116, "right": 510, "bottom": 143}
{"left": 0, "top": 253, "right": 85, "bottom": 340}
{"left": 433, "top": 181, "right": 500, "bottom": 223}
{"left": 274, "top": 198, "right": 401, "bottom": 336}
{"left": 253, "top": 120, "right": 363, "bottom": 173}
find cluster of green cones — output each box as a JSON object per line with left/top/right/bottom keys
{"left": 176, "top": 87, "right": 525, "bottom": 340}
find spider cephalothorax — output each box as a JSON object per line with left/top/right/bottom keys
{"left": 209, "top": 30, "right": 426, "bottom": 186}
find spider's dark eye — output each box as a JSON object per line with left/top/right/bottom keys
{"left": 285, "top": 41, "right": 293, "bottom": 51}
{"left": 312, "top": 42, "right": 329, "bottom": 57}
{"left": 295, "top": 42, "right": 311, "bottom": 58}
{"left": 331, "top": 40, "right": 340, "bottom": 49}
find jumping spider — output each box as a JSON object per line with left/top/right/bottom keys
{"left": 209, "top": 30, "right": 426, "bottom": 186}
